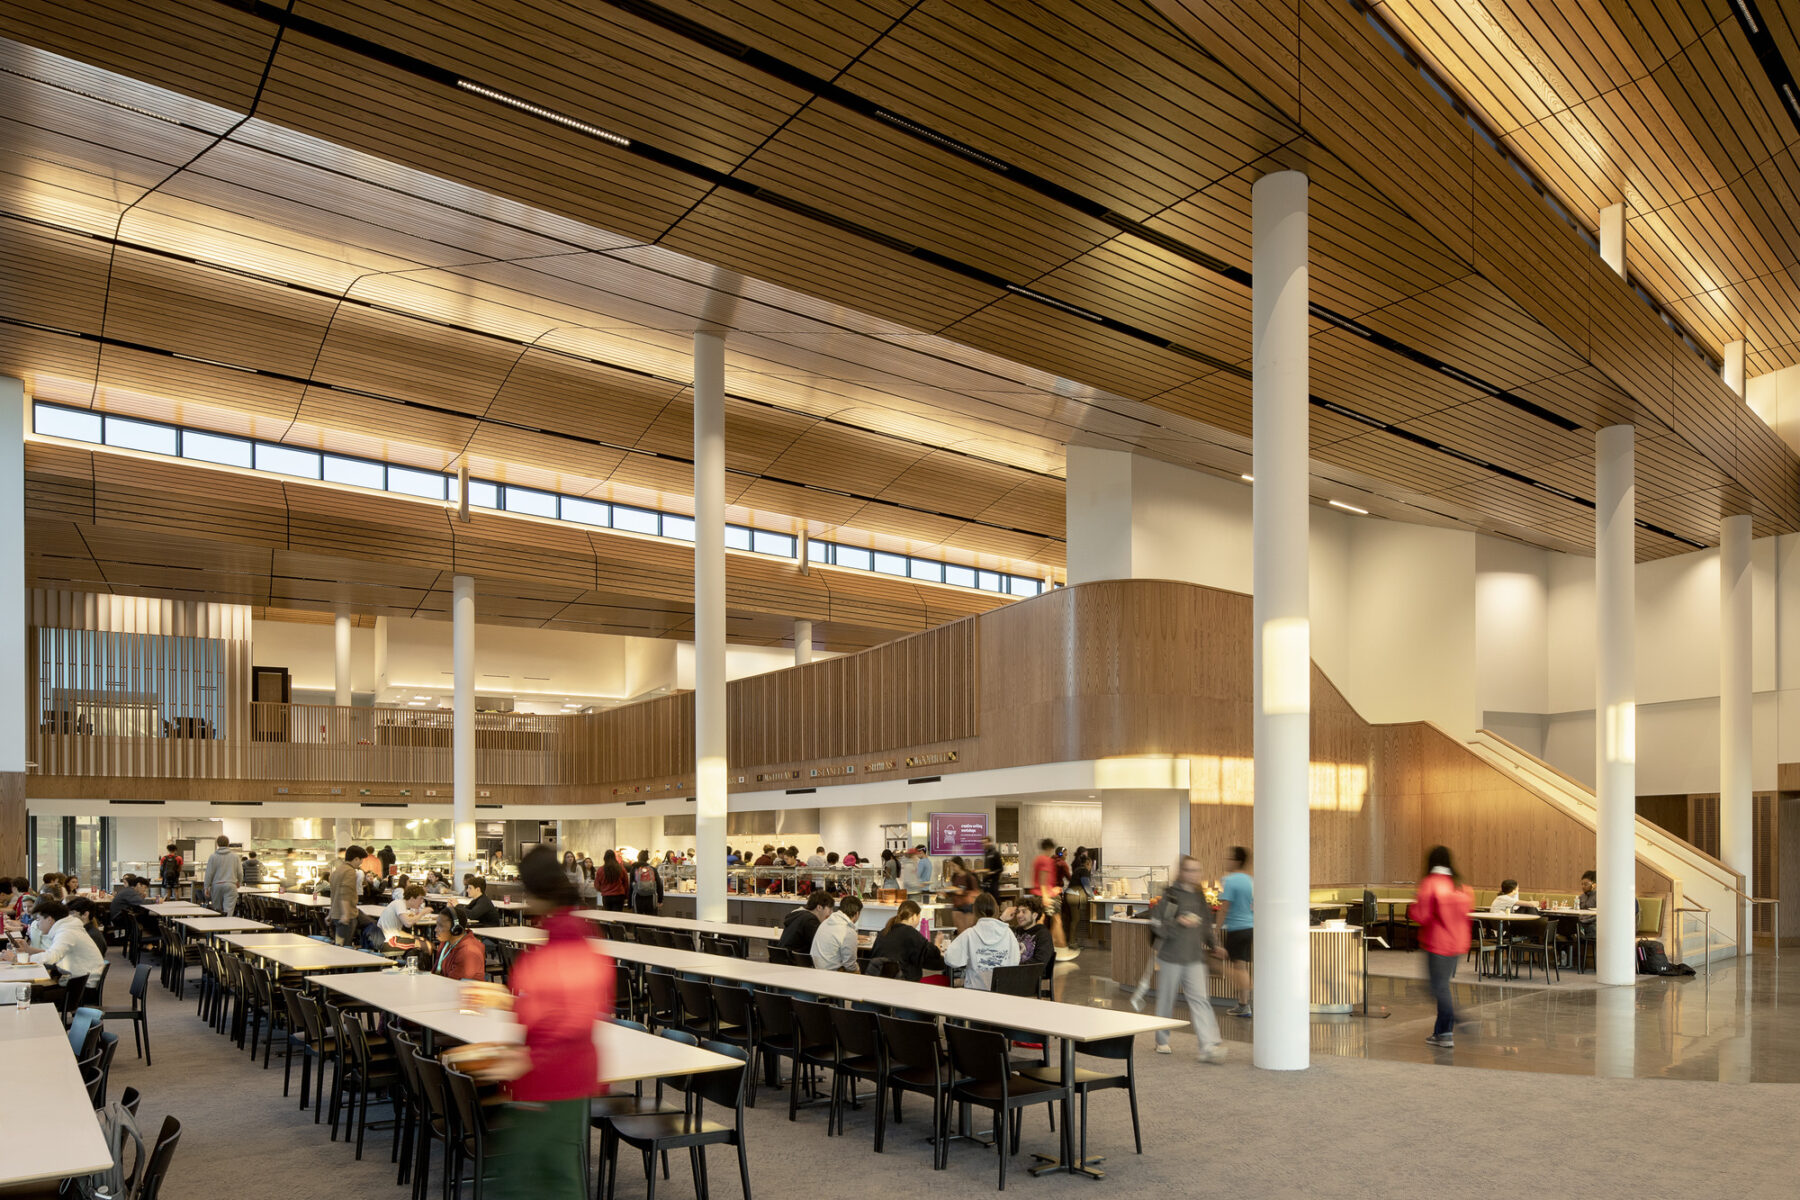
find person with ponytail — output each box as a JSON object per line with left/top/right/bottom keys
{"left": 867, "top": 899, "right": 947, "bottom": 983}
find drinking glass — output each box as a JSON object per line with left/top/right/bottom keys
{"left": 15, "top": 982, "right": 30, "bottom": 1010}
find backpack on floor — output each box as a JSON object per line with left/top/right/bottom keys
{"left": 1635, "top": 939, "right": 1670, "bottom": 975}
{"left": 76, "top": 1098, "right": 144, "bottom": 1200}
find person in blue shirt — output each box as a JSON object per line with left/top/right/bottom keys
{"left": 1219, "top": 846, "right": 1254, "bottom": 1018}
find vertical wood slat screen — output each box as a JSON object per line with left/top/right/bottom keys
{"left": 29, "top": 589, "right": 251, "bottom": 780}
{"left": 1687, "top": 795, "right": 1720, "bottom": 858}
{"left": 727, "top": 617, "right": 977, "bottom": 766}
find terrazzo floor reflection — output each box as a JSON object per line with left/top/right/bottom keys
{"left": 1048, "top": 939, "right": 1796, "bottom": 1081}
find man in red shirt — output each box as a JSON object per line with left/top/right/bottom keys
{"left": 490, "top": 845, "right": 614, "bottom": 1199}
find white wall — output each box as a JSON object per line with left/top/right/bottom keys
{"left": 817, "top": 801, "right": 909, "bottom": 861}
{"left": 674, "top": 643, "right": 834, "bottom": 690}
{"left": 1345, "top": 520, "right": 1479, "bottom": 735}
{"left": 1098, "top": 791, "right": 1188, "bottom": 868}
{"left": 1476, "top": 536, "right": 1549, "bottom": 715}
{"left": 1747, "top": 362, "right": 1800, "bottom": 457}
{"left": 250, "top": 620, "right": 379, "bottom": 694}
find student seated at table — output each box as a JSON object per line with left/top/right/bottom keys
{"left": 812, "top": 894, "right": 862, "bottom": 972}
{"left": 868, "top": 900, "right": 947, "bottom": 983}
{"left": 376, "top": 884, "right": 430, "bottom": 950}
{"left": 68, "top": 897, "right": 109, "bottom": 961}
{"left": 109, "top": 875, "right": 151, "bottom": 921}
{"left": 2, "top": 899, "right": 104, "bottom": 1001}
{"left": 1003, "top": 896, "right": 1056, "bottom": 971}
{"left": 432, "top": 907, "right": 486, "bottom": 981}
{"left": 461, "top": 874, "right": 499, "bottom": 925}
{"left": 779, "top": 890, "right": 834, "bottom": 955}
{"left": 944, "top": 892, "right": 1020, "bottom": 990}
{"left": 1491, "top": 880, "right": 1522, "bottom": 913}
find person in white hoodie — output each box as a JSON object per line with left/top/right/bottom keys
{"left": 812, "top": 894, "right": 863, "bottom": 972}
{"left": 3, "top": 899, "right": 105, "bottom": 1000}
{"left": 944, "top": 892, "right": 1019, "bottom": 990}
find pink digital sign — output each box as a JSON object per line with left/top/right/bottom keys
{"left": 928, "top": 812, "right": 988, "bottom": 856}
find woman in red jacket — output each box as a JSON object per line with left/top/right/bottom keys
{"left": 491, "top": 846, "right": 615, "bottom": 1199}
{"left": 1410, "top": 845, "right": 1475, "bottom": 1049}
{"left": 431, "top": 907, "right": 486, "bottom": 981}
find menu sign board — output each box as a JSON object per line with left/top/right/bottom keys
{"left": 928, "top": 812, "right": 988, "bottom": 856}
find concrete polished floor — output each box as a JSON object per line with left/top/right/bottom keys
{"left": 1050, "top": 942, "right": 1797, "bottom": 1081}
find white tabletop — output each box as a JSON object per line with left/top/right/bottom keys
{"left": 312, "top": 969, "right": 467, "bottom": 1012}
{"left": 1473, "top": 911, "right": 1543, "bottom": 922}
{"left": 270, "top": 892, "right": 333, "bottom": 908}
{"left": 408, "top": 1012, "right": 740, "bottom": 1086}
{"left": 218, "top": 932, "right": 318, "bottom": 951}
{"left": 0, "top": 1003, "right": 65, "bottom": 1042}
{"left": 359, "top": 905, "right": 390, "bottom": 918}
{"left": 150, "top": 903, "right": 218, "bottom": 916}
{"left": 0, "top": 963, "right": 52, "bottom": 984}
{"left": 603, "top": 941, "right": 1182, "bottom": 1043}
{"left": 573, "top": 909, "right": 779, "bottom": 942}
{"left": 242, "top": 943, "right": 391, "bottom": 972}
{"left": 0, "top": 1036, "right": 114, "bottom": 1187}
{"left": 471, "top": 926, "right": 549, "bottom": 947}
{"left": 172, "top": 916, "right": 274, "bottom": 932}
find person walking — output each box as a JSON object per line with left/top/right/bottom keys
{"left": 486, "top": 846, "right": 615, "bottom": 1200}
{"left": 202, "top": 834, "right": 243, "bottom": 916}
{"left": 329, "top": 846, "right": 363, "bottom": 945}
{"left": 157, "top": 843, "right": 184, "bottom": 898}
{"left": 597, "top": 850, "right": 628, "bottom": 912}
{"left": 1151, "top": 854, "right": 1225, "bottom": 1062}
{"left": 1412, "top": 845, "right": 1474, "bottom": 1048}
{"left": 629, "top": 849, "right": 661, "bottom": 915}
{"left": 1219, "top": 845, "right": 1254, "bottom": 1018}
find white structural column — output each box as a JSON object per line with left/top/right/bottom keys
{"left": 693, "top": 332, "right": 728, "bottom": 923}
{"left": 333, "top": 613, "right": 352, "bottom": 708}
{"left": 1722, "top": 340, "right": 1746, "bottom": 398}
{"left": 794, "top": 618, "right": 814, "bottom": 666}
{"left": 0, "top": 380, "right": 25, "bottom": 874}
{"left": 1250, "top": 170, "right": 1311, "bottom": 1071}
{"left": 1600, "top": 202, "right": 1627, "bottom": 276}
{"left": 1595, "top": 426, "right": 1637, "bottom": 985}
{"left": 451, "top": 575, "right": 478, "bottom": 878}
{"left": 1719, "top": 513, "right": 1753, "bottom": 953}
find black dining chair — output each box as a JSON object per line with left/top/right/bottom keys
{"left": 57, "top": 973, "right": 90, "bottom": 1028}
{"left": 441, "top": 1064, "right": 493, "bottom": 1200}
{"left": 943, "top": 1023, "right": 1070, "bottom": 1191}
{"left": 875, "top": 1013, "right": 955, "bottom": 1168}
{"left": 827, "top": 1005, "right": 884, "bottom": 1145}
{"left": 787, "top": 997, "right": 843, "bottom": 1128}
{"left": 752, "top": 988, "right": 801, "bottom": 1095}
{"left": 590, "top": 1019, "right": 686, "bottom": 1199}
{"left": 1021, "top": 1034, "right": 1143, "bottom": 1165}
{"left": 102, "top": 960, "right": 155, "bottom": 1065}
{"left": 598, "top": 1039, "right": 752, "bottom": 1200}
{"left": 134, "top": 1115, "right": 183, "bottom": 1200}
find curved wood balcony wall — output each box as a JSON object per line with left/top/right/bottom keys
{"left": 29, "top": 578, "right": 1673, "bottom": 920}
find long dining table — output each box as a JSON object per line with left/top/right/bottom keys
{"left": 473, "top": 925, "right": 1182, "bottom": 1179}
{"left": 573, "top": 908, "right": 779, "bottom": 944}
{"left": 0, "top": 1004, "right": 114, "bottom": 1190}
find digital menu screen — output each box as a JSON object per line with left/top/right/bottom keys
{"left": 927, "top": 812, "right": 988, "bottom": 856}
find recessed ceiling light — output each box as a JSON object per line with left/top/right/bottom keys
{"left": 1329, "top": 500, "right": 1370, "bottom": 515}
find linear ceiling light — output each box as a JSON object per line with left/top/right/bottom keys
{"left": 1329, "top": 500, "right": 1370, "bottom": 515}
{"left": 454, "top": 79, "right": 631, "bottom": 148}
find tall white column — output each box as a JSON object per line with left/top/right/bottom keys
{"left": 1251, "top": 169, "right": 1310, "bottom": 1071}
{"left": 1595, "top": 426, "right": 1637, "bottom": 985}
{"left": 794, "top": 618, "right": 814, "bottom": 666}
{"left": 1722, "top": 340, "right": 1746, "bottom": 398}
{"left": 693, "top": 332, "right": 728, "bottom": 922}
{"left": 1719, "top": 513, "right": 1753, "bottom": 954}
{"left": 0, "top": 380, "right": 25, "bottom": 876}
{"left": 333, "top": 613, "right": 352, "bottom": 708}
{"left": 452, "top": 575, "right": 477, "bottom": 879}
{"left": 1600, "top": 202, "right": 1627, "bottom": 277}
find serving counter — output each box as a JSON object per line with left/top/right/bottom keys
{"left": 1109, "top": 916, "right": 1365, "bottom": 1012}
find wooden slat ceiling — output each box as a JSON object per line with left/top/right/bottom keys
{"left": 22, "top": 441, "right": 1000, "bottom": 651}
{"left": 1, "top": 0, "right": 1795, "bottom": 575}
{"left": 1373, "top": 0, "right": 1800, "bottom": 377}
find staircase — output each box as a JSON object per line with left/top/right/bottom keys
{"left": 1467, "top": 730, "right": 1744, "bottom": 965}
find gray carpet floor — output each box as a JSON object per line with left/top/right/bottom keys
{"left": 102, "top": 947, "right": 1797, "bottom": 1200}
